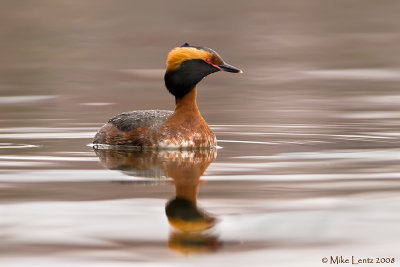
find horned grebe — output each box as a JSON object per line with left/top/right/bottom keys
{"left": 93, "top": 43, "right": 242, "bottom": 148}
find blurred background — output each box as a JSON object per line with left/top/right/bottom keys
{"left": 2, "top": 0, "right": 400, "bottom": 126}
{"left": 1, "top": 0, "right": 400, "bottom": 266}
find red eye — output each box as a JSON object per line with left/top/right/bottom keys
{"left": 205, "top": 58, "right": 212, "bottom": 64}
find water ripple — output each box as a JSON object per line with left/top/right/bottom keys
{"left": 0, "top": 95, "right": 56, "bottom": 104}
{"left": 0, "top": 143, "right": 38, "bottom": 149}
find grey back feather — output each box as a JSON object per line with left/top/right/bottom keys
{"left": 108, "top": 110, "right": 173, "bottom": 132}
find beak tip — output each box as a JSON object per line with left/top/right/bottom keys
{"left": 219, "top": 63, "right": 243, "bottom": 74}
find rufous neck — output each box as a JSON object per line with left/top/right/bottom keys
{"left": 175, "top": 88, "right": 199, "bottom": 112}
{"left": 175, "top": 183, "right": 199, "bottom": 205}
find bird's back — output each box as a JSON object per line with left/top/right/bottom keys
{"left": 93, "top": 110, "right": 173, "bottom": 146}
{"left": 109, "top": 110, "right": 173, "bottom": 132}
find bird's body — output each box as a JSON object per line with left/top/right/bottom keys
{"left": 93, "top": 43, "right": 241, "bottom": 149}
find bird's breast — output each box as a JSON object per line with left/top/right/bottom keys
{"left": 156, "top": 113, "right": 216, "bottom": 148}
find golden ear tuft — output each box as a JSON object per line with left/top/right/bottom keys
{"left": 166, "top": 47, "right": 214, "bottom": 71}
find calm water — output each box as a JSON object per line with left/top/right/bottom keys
{"left": 1, "top": 1, "right": 400, "bottom": 266}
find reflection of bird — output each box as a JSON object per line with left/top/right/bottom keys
{"left": 93, "top": 148, "right": 221, "bottom": 254}
{"left": 93, "top": 43, "right": 242, "bottom": 148}
{"left": 168, "top": 228, "right": 220, "bottom": 255}
{"left": 166, "top": 200, "right": 220, "bottom": 254}
{"left": 166, "top": 197, "right": 216, "bottom": 232}
{"left": 94, "top": 148, "right": 216, "bottom": 178}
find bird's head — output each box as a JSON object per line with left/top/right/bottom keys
{"left": 164, "top": 43, "right": 242, "bottom": 99}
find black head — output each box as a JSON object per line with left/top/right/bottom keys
{"left": 164, "top": 43, "right": 242, "bottom": 99}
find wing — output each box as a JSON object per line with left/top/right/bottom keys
{"left": 93, "top": 110, "right": 173, "bottom": 146}
{"left": 108, "top": 110, "right": 173, "bottom": 132}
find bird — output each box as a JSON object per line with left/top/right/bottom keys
{"left": 93, "top": 43, "right": 242, "bottom": 149}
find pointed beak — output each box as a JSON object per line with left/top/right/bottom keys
{"left": 219, "top": 63, "right": 243, "bottom": 73}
